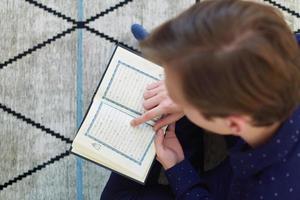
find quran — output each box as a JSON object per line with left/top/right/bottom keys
{"left": 71, "top": 45, "right": 164, "bottom": 184}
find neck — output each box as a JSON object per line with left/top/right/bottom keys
{"left": 240, "top": 121, "right": 282, "bottom": 148}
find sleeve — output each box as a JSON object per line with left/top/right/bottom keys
{"left": 295, "top": 33, "right": 300, "bottom": 44}
{"left": 165, "top": 159, "right": 214, "bottom": 200}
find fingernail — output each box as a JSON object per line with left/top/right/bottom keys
{"left": 146, "top": 84, "right": 152, "bottom": 89}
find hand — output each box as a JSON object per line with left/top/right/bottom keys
{"left": 154, "top": 123, "right": 184, "bottom": 170}
{"left": 130, "top": 80, "right": 184, "bottom": 131}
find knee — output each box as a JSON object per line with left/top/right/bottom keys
{"left": 100, "top": 187, "right": 136, "bottom": 200}
{"left": 100, "top": 173, "right": 139, "bottom": 200}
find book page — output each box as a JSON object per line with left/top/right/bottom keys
{"left": 103, "top": 61, "right": 160, "bottom": 115}
{"left": 72, "top": 46, "right": 164, "bottom": 183}
{"left": 93, "top": 46, "right": 164, "bottom": 109}
{"left": 84, "top": 102, "right": 154, "bottom": 165}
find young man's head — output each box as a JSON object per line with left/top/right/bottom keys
{"left": 140, "top": 0, "right": 300, "bottom": 141}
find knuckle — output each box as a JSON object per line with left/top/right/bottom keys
{"left": 155, "top": 124, "right": 162, "bottom": 131}
{"left": 143, "top": 92, "right": 148, "bottom": 98}
{"left": 143, "top": 101, "right": 148, "bottom": 108}
{"left": 152, "top": 81, "right": 159, "bottom": 87}
{"left": 149, "top": 90, "right": 155, "bottom": 97}
{"left": 161, "top": 101, "right": 170, "bottom": 109}
{"left": 144, "top": 112, "right": 151, "bottom": 119}
{"left": 160, "top": 106, "right": 167, "bottom": 113}
{"left": 158, "top": 93, "right": 165, "bottom": 101}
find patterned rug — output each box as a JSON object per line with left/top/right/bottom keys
{"left": 0, "top": 0, "right": 299, "bottom": 199}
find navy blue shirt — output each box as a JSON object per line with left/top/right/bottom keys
{"left": 164, "top": 35, "right": 300, "bottom": 200}
{"left": 165, "top": 106, "right": 300, "bottom": 200}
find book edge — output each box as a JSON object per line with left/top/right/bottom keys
{"left": 70, "top": 146, "right": 157, "bottom": 185}
{"left": 72, "top": 44, "right": 156, "bottom": 185}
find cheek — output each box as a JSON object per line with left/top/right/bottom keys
{"left": 184, "top": 111, "right": 229, "bottom": 134}
{"left": 184, "top": 113, "right": 199, "bottom": 125}
{"left": 184, "top": 111, "right": 211, "bottom": 128}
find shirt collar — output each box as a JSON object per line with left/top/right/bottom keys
{"left": 229, "top": 106, "right": 300, "bottom": 179}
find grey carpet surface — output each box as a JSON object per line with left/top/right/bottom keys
{"left": 0, "top": 0, "right": 299, "bottom": 199}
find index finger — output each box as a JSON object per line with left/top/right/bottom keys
{"left": 130, "top": 106, "right": 163, "bottom": 127}
{"left": 146, "top": 81, "right": 162, "bottom": 90}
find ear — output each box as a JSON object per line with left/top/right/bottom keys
{"left": 225, "top": 115, "right": 248, "bottom": 135}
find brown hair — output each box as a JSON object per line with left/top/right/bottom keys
{"left": 140, "top": 0, "right": 300, "bottom": 126}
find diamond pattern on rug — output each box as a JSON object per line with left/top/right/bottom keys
{"left": 0, "top": 0, "right": 299, "bottom": 199}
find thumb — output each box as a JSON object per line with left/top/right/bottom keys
{"left": 154, "top": 129, "right": 164, "bottom": 153}
{"left": 167, "top": 122, "right": 176, "bottom": 132}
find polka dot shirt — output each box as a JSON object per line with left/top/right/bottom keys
{"left": 165, "top": 106, "right": 300, "bottom": 199}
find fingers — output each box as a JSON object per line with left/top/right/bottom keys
{"left": 143, "top": 94, "right": 162, "bottom": 110}
{"left": 131, "top": 80, "right": 167, "bottom": 127}
{"left": 146, "top": 80, "right": 163, "bottom": 90}
{"left": 143, "top": 87, "right": 161, "bottom": 100}
{"left": 130, "top": 106, "right": 162, "bottom": 127}
{"left": 143, "top": 89, "right": 156, "bottom": 100}
{"left": 154, "top": 129, "right": 164, "bottom": 152}
{"left": 164, "top": 130, "right": 176, "bottom": 139}
{"left": 144, "top": 81, "right": 165, "bottom": 100}
{"left": 153, "top": 113, "right": 182, "bottom": 131}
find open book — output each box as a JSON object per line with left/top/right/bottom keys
{"left": 71, "top": 45, "right": 164, "bottom": 184}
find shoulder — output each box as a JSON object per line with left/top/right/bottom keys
{"left": 251, "top": 145, "right": 300, "bottom": 199}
